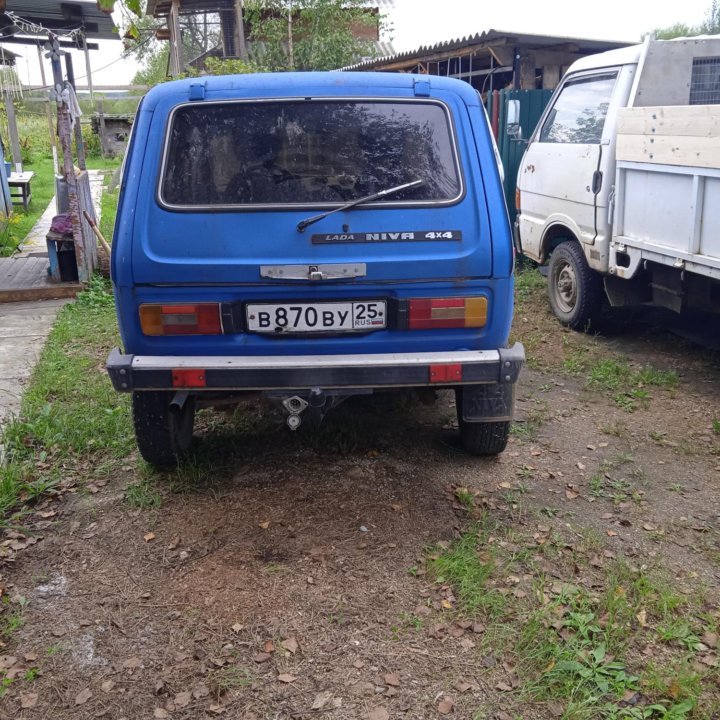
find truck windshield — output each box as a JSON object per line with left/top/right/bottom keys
{"left": 159, "top": 99, "right": 462, "bottom": 208}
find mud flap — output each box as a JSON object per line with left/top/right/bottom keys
{"left": 461, "top": 383, "right": 515, "bottom": 423}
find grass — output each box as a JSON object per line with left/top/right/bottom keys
{"left": 125, "top": 479, "right": 163, "bottom": 509}
{"left": 587, "top": 358, "right": 678, "bottom": 411}
{"left": 514, "top": 265, "right": 546, "bottom": 306}
{"left": 423, "top": 518, "right": 718, "bottom": 719}
{"left": 0, "top": 276, "right": 132, "bottom": 521}
{"left": 426, "top": 520, "right": 502, "bottom": 616}
{"left": 100, "top": 184, "right": 119, "bottom": 243}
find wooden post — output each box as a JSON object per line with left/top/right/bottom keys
{"left": 63, "top": 52, "right": 86, "bottom": 171}
{"left": 97, "top": 97, "right": 107, "bottom": 157}
{"left": 287, "top": 0, "right": 294, "bottom": 70}
{"left": 4, "top": 91, "right": 22, "bottom": 173}
{"left": 519, "top": 51, "right": 537, "bottom": 90}
{"left": 82, "top": 34, "right": 94, "bottom": 104}
{"left": 169, "top": 0, "right": 183, "bottom": 76}
{"left": 49, "top": 33, "right": 87, "bottom": 281}
{"left": 234, "top": 0, "right": 248, "bottom": 61}
{"left": 37, "top": 44, "right": 59, "bottom": 176}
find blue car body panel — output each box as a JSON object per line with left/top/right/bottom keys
{"left": 112, "top": 72, "right": 514, "bottom": 358}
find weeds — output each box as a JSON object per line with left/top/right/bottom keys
{"left": 426, "top": 520, "right": 503, "bottom": 615}
{"left": 587, "top": 358, "right": 678, "bottom": 412}
{"left": 425, "top": 520, "right": 714, "bottom": 718}
{"left": 125, "top": 480, "right": 162, "bottom": 509}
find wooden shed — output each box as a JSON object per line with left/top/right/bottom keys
{"left": 343, "top": 29, "right": 631, "bottom": 93}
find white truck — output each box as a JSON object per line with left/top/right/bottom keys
{"left": 513, "top": 37, "right": 720, "bottom": 329}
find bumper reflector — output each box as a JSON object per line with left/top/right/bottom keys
{"left": 172, "top": 369, "right": 206, "bottom": 388}
{"left": 430, "top": 363, "right": 462, "bottom": 383}
{"left": 139, "top": 303, "right": 222, "bottom": 336}
{"left": 408, "top": 297, "right": 487, "bottom": 329}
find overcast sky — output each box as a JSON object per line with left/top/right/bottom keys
{"left": 11, "top": 0, "right": 716, "bottom": 87}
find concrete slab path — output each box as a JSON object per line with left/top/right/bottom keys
{"left": 0, "top": 170, "right": 107, "bottom": 435}
{"left": 0, "top": 299, "right": 70, "bottom": 426}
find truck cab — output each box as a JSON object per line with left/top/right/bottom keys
{"left": 107, "top": 72, "right": 524, "bottom": 466}
{"left": 515, "top": 38, "right": 720, "bottom": 329}
{"left": 515, "top": 45, "right": 641, "bottom": 327}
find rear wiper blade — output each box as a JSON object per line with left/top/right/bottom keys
{"left": 296, "top": 179, "right": 425, "bottom": 233}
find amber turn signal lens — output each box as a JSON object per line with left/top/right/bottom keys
{"left": 408, "top": 297, "right": 487, "bottom": 329}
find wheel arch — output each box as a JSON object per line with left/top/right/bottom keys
{"left": 540, "top": 222, "right": 580, "bottom": 264}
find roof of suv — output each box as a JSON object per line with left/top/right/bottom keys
{"left": 141, "top": 71, "right": 481, "bottom": 111}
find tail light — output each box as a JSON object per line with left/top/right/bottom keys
{"left": 515, "top": 188, "right": 521, "bottom": 211}
{"left": 139, "top": 303, "right": 222, "bottom": 336}
{"left": 408, "top": 297, "right": 487, "bottom": 329}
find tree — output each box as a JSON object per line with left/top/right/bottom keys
{"left": 649, "top": 0, "right": 720, "bottom": 38}
{"left": 243, "top": 0, "right": 383, "bottom": 71}
{"left": 119, "top": 0, "right": 385, "bottom": 81}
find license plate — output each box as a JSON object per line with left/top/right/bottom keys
{"left": 246, "top": 301, "right": 386, "bottom": 333}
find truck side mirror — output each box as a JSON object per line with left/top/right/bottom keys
{"left": 506, "top": 99, "right": 523, "bottom": 140}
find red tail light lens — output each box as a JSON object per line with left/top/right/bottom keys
{"left": 139, "top": 303, "right": 222, "bottom": 336}
{"left": 408, "top": 297, "right": 487, "bottom": 329}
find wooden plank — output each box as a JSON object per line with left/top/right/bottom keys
{"left": 0, "top": 284, "right": 81, "bottom": 303}
{"left": 616, "top": 134, "right": 720, "bottom": 169}
{"left": 618, "top": 106, "right": 720, "bottom": 137}
{"left": 0, "top": 256, "right": 82, "bottom": 302}
{"left": 1, "top": 258, "right": 42, "bottom": 290}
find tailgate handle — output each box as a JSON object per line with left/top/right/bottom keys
{"left": 260, "top": 263, "right": 367, "bottom": 281}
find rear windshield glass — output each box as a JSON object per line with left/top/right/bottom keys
{"left": 160, "top": 100, "right": 462, "bottom": 207}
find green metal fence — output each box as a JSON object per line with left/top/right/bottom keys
{"left": 488, "top": 88, "right": 553, "bottom": 222}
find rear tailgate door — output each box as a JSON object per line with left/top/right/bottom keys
{"left": 131, "top": 90, "right": 494, "bottom": 285}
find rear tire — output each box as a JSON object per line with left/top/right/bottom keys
{"left": 548, "top": 240, "right": 603, "bottom": 331}
{"left": 455, "top": 390, "right": 510, "bottom": 456}
{"left": 132, "top": 392, "right": 195, "bottom": 468}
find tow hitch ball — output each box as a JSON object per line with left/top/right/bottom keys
{"left": 282, "top": 396, "right": 309, "bottom": 430}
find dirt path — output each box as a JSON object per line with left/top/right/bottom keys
{"left": 1, "top": 285, "right": 719, "bottom": 720}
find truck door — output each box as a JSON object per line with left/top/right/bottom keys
{"left": 517, "top": 71, "right": 618, "bottom": 255}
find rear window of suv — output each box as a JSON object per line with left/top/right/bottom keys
{"left": 159, "top": 99, "right": 463, "bottom": 209}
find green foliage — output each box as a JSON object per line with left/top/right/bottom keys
{"left": 131, "top": 0, "right": 386, "bottom": 82}
{"left": 132, "top": 45, "right": 171, "bottom": 86}
{"left": 244, "top": 0, "right": 382, "bottom": 71}
{"left": 648, "top": 0, "right": 720, "bottom": 38}
{"left": 652, "top": 22, "right": 695, "bottom": 40}
{"left": 0, "top": 212, "right": 21, "bottom": 257}
{"left": 204, "top": 57, "right": 259, "bottom": 75}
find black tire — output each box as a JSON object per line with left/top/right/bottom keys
{"left": 455, "top": 391, "right": 510, "bottom": 456}
{"left": 132, "top": 392, "right": 195, "bottom": 468}
{"left": 547, "top": 240, "right": 603, "bottom": 331}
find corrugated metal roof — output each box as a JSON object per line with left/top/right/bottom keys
{"left": 3, "top": 1, "right": 118, "bottom": 40}
{"left": 342, "top": 28, "right": 632, "bottom": 70}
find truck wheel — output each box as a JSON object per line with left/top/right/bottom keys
{"left": 132, "top": 392, "right": 195, "bottom": 468}
{"left": 548, "top": 241, "right": 603, "bottom": 330}
{"left": 455, "top": 392, "right": 510, "bottom": 455}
